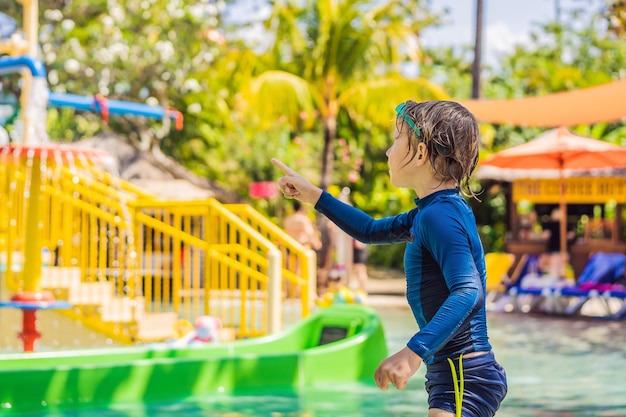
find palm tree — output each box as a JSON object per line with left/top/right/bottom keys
{"left": 239, "top": 0, "right": 448, "bottom": 190}
{"left": 606, "top": 0, "right": 626, "bottom": 36}
{"left": 235, "top": 0, "right": 448, "bottom": 284}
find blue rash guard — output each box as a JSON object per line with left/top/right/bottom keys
{"left": 314, "top": 188, "right": 491, "bottom": 365}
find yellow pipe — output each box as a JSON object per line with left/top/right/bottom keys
{"left": 21, "top": 0, "right": 39, "bottom": 56}
{"left": 19, "top": 0, "right": 39, "bottom": 145}
{"left": 22, "top": 157, "right": 43, "bottom": 292}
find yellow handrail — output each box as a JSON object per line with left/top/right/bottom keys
{"left": 1, "top": 151, "right": 314, "bottom": 345}
{"left": 226, "top": 203, "right": 317, "bottom": 318}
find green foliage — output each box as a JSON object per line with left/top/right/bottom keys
{"left": 29, "top": 0, "right": 229, "bottom": 144}
{"left": 46, "top": 107, "right": 101, "bottom": 140}
{"left": 4, "top": 0, "right": 626, "bottom": 269}
{"left": 231, "top": 0, "right": 449, "bottom": 268}
{"left": 470, "top": 181, "right": 509, "bottom": 253}
{"left": 419, "top": 45, "right": 474, "bottom": 98}
{"left": 367, "top": 242, "right": 407, "bottom": 269}
{"left": 489, "top": 8, "right": 626, "bottom": 98}
{"left": 241, "top": 0, "right": 448, "bottom": 193}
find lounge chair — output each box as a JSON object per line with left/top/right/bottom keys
{"left": 557, "top": 252, "right": 626, "bottom": 317}
{"left": 509, "top": 252, "right": 626, "bottom": 318}
{"left": 503, "top": 254, "right": 552, "bottom": 313}
{"left": 484, "top": 252, "right": 516, "bottom": 308}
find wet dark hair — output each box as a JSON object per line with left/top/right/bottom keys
{"left": 395, "top": 100, "right": 479, "bottom": 199}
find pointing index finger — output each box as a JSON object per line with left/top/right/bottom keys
{"left": 271, "top": 158, "right": 298, "bottom": 176}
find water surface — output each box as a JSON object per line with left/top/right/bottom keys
{"left": 24, "top": 309, "right": 626, "bottom": 417}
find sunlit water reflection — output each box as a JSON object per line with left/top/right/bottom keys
{"left": 25, "top": 308, "right": 626, "bottom": 417}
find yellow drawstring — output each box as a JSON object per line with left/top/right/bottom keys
{"left": 447, "top": 354, "right": 464, "bottom": 417}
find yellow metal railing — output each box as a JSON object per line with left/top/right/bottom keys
{"left": 131, "top": 199, "right": 286, "bottom": 337}
{"left": 226, "top": 203, "right": 317, "bottom": 323}
{"left": 0, "top": 148, "right": 313, "bottom": 344}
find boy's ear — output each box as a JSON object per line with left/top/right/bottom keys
{"left": 416, "top": 142, "right": 428, "bottom": 164}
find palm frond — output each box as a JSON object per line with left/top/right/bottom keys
{"left": 339, "top": 76, "right": 449, "bottom": 128}
{"left": 240, "top": 70, "right": 317, "bottom": 130}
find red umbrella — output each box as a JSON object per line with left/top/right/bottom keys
{"left": 477, "top": 127, "right": 626, "bottom": 272}
{"left": 478, "top": 127, "right": 626, "bottom": 180}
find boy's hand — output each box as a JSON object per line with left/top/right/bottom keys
{"left": 271, "top": 158, "right": 323, "bottom": 205}
{"left": 374, "top": 346, "right": 422, "bottom": 391}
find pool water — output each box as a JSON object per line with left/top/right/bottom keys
{"left": 28, "top": 308, "right": 626, "bottom": 417}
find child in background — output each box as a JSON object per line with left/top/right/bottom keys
{"left": 170, "top": 316, "right": 224, "bottom": 346}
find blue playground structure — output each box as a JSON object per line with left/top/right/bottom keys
{"left": 0, "top": 54, "right": 184, "bottom": 130}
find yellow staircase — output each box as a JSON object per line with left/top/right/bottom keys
{"left": 0, "top": 147, "right": 316, "bottom": 346}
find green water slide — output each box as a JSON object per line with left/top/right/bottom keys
{"left": 0, "top": 304, "right": 388, "bottom": 415}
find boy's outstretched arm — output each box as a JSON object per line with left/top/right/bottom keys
{"left": 274, "top": 158, "right": 412, "bottom": 245}
{"left": 271, "top": 158, "right": 323, "bottom": 205}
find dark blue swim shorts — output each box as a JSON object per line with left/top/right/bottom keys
{"left": 425, "top": 351, "right": 507, "bottom": 417}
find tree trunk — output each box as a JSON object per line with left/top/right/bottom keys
{"left": 316, "top": 114, "right": 338, "bottom": 293}
{"left": 472, "top": 0, "right": 484, "bottom": 99}
{"left": 319, "top": 115, "right": 336, "bottom": 191}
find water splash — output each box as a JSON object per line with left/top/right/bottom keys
{"left": 25, "top": 77, "right": 49, "bottom": 144}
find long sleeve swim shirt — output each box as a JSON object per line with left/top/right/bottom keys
{"left": 315, "top": 188, "right": 491, "bottom": 365}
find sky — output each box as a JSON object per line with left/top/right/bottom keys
{"left": 421, "top": 0, "right": 599, "bottom": 65}
{"left": 229, "top": 0, "right": 601, "bottom": 67}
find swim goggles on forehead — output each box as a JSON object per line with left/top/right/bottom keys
{"left": 395, "top": 102, "right": 421, "bottom": 137}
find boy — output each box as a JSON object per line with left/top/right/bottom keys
{"left": 272, "top": 100, "right": 507, "bottom": 417}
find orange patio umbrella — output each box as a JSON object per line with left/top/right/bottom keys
{"left": 477, "top": 127, "right": 626, "bottom": 270}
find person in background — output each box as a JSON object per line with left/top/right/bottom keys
{"left": 170, "top": 316, "right": 223, "bottom": 346}
{"left": 284, "top": 199, "right": 325, "bottom": 295}
{"left": 541, "top": 207, "right": 575, "bottom": 279}
{"left": 284, "top": 200, "right": 322, "bottom": 251}
{"left": 352, "top": 238, "right": 369, "bottom": 294}
{"left": 271, "top": 99, "right": 507, "bottom": 417}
